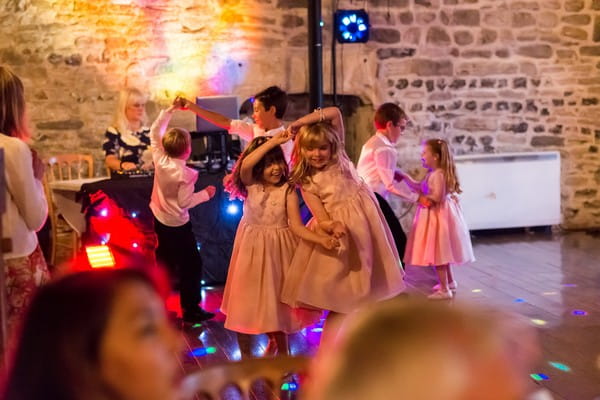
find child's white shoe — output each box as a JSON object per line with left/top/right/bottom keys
{"left": 433, "top": 281, "right": 457, "bottom": 291}
{"left": 428, "top": 289, "right": 453, "bottom": 300}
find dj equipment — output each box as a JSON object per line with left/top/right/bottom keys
{"left": 111, "top": 169, "right": 154, "bottom": 179}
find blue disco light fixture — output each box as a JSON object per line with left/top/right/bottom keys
{"left": 335, "top": 9, "right": 370, "bottom": 43}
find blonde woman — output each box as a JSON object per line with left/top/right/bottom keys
{"left": 103, "top": 88, "right": 151, "bottom": 171}
{"left": 0, "top": 65, "right": 50, "bottom": 334}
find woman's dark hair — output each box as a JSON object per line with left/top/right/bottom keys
{"left": 223, "top": 136, "right": 288, "bottom": 200}
{"left": 0, "top": 268, "right": 163, "bottom": 400}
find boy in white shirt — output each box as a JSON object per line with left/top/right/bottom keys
{"left": 177, "top": 86, "right": 292, "bottom": 163}
{"left": 356, "top": 103, "right": 426, "bottom": 263}
{"left": 149, "top": 100, "right": 216, "bottom": 323}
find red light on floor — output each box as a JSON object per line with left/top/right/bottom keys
{"left": 85, "top": 245, "right": 115, "bottom": 268}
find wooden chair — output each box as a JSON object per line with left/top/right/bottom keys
{"left": 46, "top": 153, "right": 94, "bottom": 181}
{"left": 41, "top": 175, "right": 59, "bottom": 266}
{"left": 180, "top": 355, "right": 309, "bottom": 400}
{"left": 44, "top": 154, "right": 94, "bottom": 262}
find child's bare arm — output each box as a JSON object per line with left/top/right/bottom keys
{"left": 395, "top": 169, "right": 421, "bottom": 191}
{"left": 301, "top": 188, "right": 346, "bottom": 238}
{"left": 287, "top": 189, "right": 340, "bottom": 250}
{"left": 149, "top": 106, "right": 176, "bottom": 150}
{"left": 288, "top": 107, "right": 345, "bottom": 145}
{"left": 239, "top": 130, "right": 292, "bottom": 186}
{"left": 424, "top": 171, "right": 444, "bottom": 205}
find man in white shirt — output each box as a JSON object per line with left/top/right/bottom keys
{"left": 356, "top": 103, "right": 419, "bottom": 263}
{"left": 179, "top": 86, "right": 293, "bottom": 163}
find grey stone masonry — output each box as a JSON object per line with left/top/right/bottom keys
{"left": 1, "top": 0, "right": 599, "bottom": 228}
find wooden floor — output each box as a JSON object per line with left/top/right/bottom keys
{"left": 56, "top": 228, "right": 600, "bottom": 399}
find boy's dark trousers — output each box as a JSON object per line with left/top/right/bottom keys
{"left": 374, "top": 192, "right": 407, "bottom": 266}
{"left": 153, "top": 217, "right": 202, "bottom": 313}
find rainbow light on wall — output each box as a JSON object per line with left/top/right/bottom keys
{"left": 52, "top": 0, "right": 254, "bottom": 99}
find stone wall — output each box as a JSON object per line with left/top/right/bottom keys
{"left": 2, "top": 0, "right": 599, "bottom": 228}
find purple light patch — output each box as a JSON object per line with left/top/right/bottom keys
{"left": 571, "top": 310, "right": 588, "bottom": 316}
{"left": 562, "top": 283, "right": 577, "bottom": 287}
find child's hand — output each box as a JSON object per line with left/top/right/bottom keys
{"left": 287, "top": 120, "right": 303, "bottom": 137}
{"left": 394, "top": 170, "right": 405, "bottom": 182}
{"left": 31, "top": 148, "right": 45, "bottom": 181}
{"left": 330, "top": 221, "right": 346, "bottom": 239}
{"left": 418, "top": 195, "right": 432, "bottom": 208}
{"left": 173, "top": 96, "right": 189, "bottom": 109}
{"left": 121, "top": 161, "right": 137, "bottom": 171}
{"left": 319, "top": 235, "right": 340, "bottom": 250}
{"left": 205, "top": 185, "right": 217, "bottom": 199}
{"left": 272, "top": 129, "right": 292, "bottom": 144}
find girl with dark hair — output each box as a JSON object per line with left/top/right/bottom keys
{"left": 1, "top": 268, "right": 182, "bottom": 400}
{"left": 221, "top": 131, "right": 333, "bottom": 358}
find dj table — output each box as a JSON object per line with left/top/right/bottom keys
{"left": 79, "top": 170, "right": 242, "bottom": 284}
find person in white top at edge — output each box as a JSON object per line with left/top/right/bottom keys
{"left": 177, "top": 86, "right": 292, "bottom": 164}
{"left": 149, "top": 97, "right": 216, "bottom": 324}
{"left": 0, "top": 65, "right": 50, "bottom": 336}
{"left": 356, "top": 103, "right": 430, "bottom": 266}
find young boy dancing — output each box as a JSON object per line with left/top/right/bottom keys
{"left": 150, "top": 99, "right": 216, "bottom": 323}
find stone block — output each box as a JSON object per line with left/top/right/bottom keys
{"left": 426, "top": 27, "right": 451, "bottom": 45}
{"left": 481, "top": 101, "right": 493, "bottom": 111}
{"left": 564, "top": 0, "right": 584, "bottom": 11}
{"left": 449, "top": 79, "right": 466, "bottom": 89}
{"left": 562, "top": 26, "right": 587, "bottom": 40}
{"left": 399, "top": 12, "right": 413, "bottom": 24}
{"left": 413, "top": 59, "right": 453, "bottom": 76}
{"left": 371, "top": 28, "right": 402, "bottom": 44}
{"left": 416, "top": 12, "right": 437, "bottom": 24}
{"left": 479, "top": 29, "right": 498, "bottom": 45}
{"left": 368, "top": 0, "right": 409, "bottom": 6}
{"left": 531, "top": 136, "right": 564, "bottom": 146}
{"left": 581, "top": 46, "right": 600, "bottom": 56}
{"left": 454, "top": 117, "right": 497, "bottom": 132}
{"left": 277, "top": 0, "right": 307, "bottom": 8}
{"left": 377, "top": 47, "right": 416, "bottom": 59}
{"left": 36, "top": 119, "right": 84, "bottom": 130}
{"left": 512, "top": 12, "right": 536, "bottom": 27}
{"left": 282, "top": 14, "right": 304, "bottom": 28}
{"left": 594, "top": 16, "right": 600, "bottom": 42}
{"left": 452, "top": 9, "right": 480, "bottom": 26}
{"left": 561, "top": 14, "right": 591, "bottom": 25}
{"left": 483, "top": 10, "right": 511, "bottom": 27}
{"left": 454, "top": 31, "right": 474, "bottom": 46}
{"left": 516, "top": 44, "right": 553, "bottom": 58}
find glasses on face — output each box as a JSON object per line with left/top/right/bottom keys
{"left": 395, "top": 119, "right": 411, "bottom": 128}
{"left": 128, "top": 103, "right": 146, "bottom": 109}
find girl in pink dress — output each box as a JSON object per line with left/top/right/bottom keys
{"left": 221, "top": 130, "right": 336, "bottom": 358}
{"left": 281, "top": 107, "right": 405, "bottom": 329}
{"left": 401, "top": 138, "right": 475, "bottom": 300}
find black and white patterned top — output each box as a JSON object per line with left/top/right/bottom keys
{"left": 102, "top": 125, "right": 151, "bottom": 166}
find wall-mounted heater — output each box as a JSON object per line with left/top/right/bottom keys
{"left": 455, "top": 151, "right": 561, "bottom": 230}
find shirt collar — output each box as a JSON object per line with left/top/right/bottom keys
{"left": 263, "top": 124, "right": 285, "bottom": 136}
{"left": 376, "top": 131, "right": 395, "bottom": 147}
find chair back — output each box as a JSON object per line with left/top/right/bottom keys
{"left": 180, "top": 355, "right": 309, "bottom": 400}
{"left": 46, "top": 154, "right": 94, "bottom": 181}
